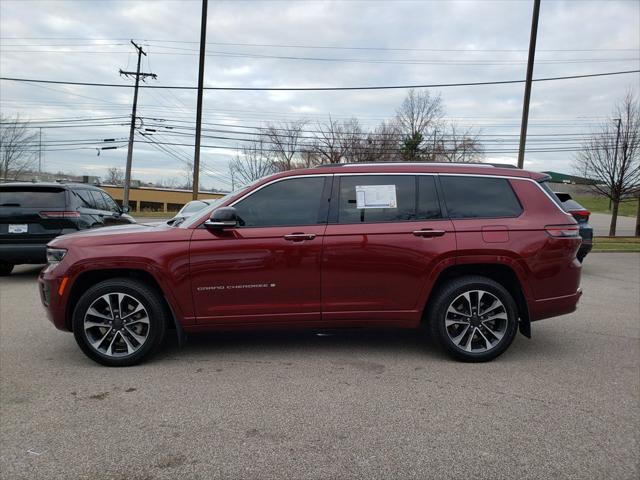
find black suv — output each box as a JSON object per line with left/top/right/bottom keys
{"left": 0, "top": 182, "right": 134, "bottom": 275}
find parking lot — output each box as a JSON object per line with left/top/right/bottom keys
{"left": 0, "top": 253, "right": 638, "bottom": 480}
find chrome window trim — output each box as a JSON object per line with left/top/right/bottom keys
{"left": 335, "top": 171, "right": 570, "bottom": 216}
{"left": 228, "top": 174, "right": 332, "bottom": 207}
{"left": 192, "top": 170, "right": 569, "bottom": 227}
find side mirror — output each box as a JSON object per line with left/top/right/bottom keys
{"left": 121, "top": 205, "right": 130, "bottom": 213}
{"left": 204, "top": 207, "right": 238, "bottom": 230}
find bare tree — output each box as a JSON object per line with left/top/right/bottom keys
{"left": 363, "top": 120, "right": 402, "bottom": 162}
{"left": 182, "top": 161, "right": 194, "bottom": 190}
{"left": 395, "top": 89, "right": 443, "bottom": 161}
{"left": 436, "top": 123, "right": 484, "bottom": 163}
{"left": 1, "top": 115, "right": 38, "bottom": 181}
{"left": 229, "top": 139, "right": 276, "bottom": 188}
{"left": 105, "top": 166, "right": 125, "bottom": 185}
{"left": 265, "top": 120, "right": 307, "bottom": 172}
{"left": 574, "top": 92, "right": 640, "bottom": 235}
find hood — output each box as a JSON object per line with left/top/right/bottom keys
{"left": 48, "top": 222, "right": 191, "bottom": 248}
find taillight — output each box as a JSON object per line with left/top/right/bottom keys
{"left": 39, "top": 211, "right": 81, "bottom": 218}
{"left": 569, "top": 209, "right": 590, "bottom": 222}
{"left": 545, "top": 225, "right": 580, "bottom": 237}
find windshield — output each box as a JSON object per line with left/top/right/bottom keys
{"left": 179, "top": 181, "right": 261, "bottom": 228}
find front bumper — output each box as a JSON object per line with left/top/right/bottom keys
{"left": 39, "top": 266, "right": 73, "bottom": 332}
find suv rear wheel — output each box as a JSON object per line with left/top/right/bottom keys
{"left": 72, "top": 278, "right": 167, "bottom": 366}
{"left": 428, "top": 276, "right": 518, "bottom": 362}
{"left": 0, "top": 261, "right": 14, "bottom": 276}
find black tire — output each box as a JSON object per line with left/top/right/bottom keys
{"left": 0, "top": 261, "right": 14, "bottom": 276}
{"left": 427, "top": 275, "right": 518, "bottom": 362}
{"left": 72, "top": 278, "right": 167, "bottom": 367}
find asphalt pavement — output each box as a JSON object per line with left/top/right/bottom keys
{"left": 589, "top": 212, "right": 636, "bottom": 236}
{"left": 1, "top": 253, "right": 639, "bottom": 479}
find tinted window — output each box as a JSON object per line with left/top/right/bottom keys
{"left": 181, "top": 201, "right": 209, "bottom": 215}
{"left": 441, "top": 176, "right": 522, "bottom": 218}
{"left": 234, "top": 177, "right": 326, "bottom": 227}
{"left": 89, "top": 190, "right": 108, "bottom": 211}
{"left": 100, "top": 192, "right": 120, "bottom": 212}
{"left": 73, "top": 189, "right": 98, "bottom": 208}
{"left": 338, "top": 175, "right": 416, "bottom": 223}
{"left": 539, "top": 181, "right": 565, "bottom": 209}
{"left": 417, "top": 176, "right": 441, "bottom": 220}
{"left": 0, "top": 187, "right": 66, "bottom": 208}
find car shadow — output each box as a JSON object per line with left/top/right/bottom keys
{"left": 156, "top": 327, "right": 448, "bottom": 363}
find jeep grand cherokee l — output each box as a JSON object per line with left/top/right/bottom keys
{"left": 0, "top": 182, "right": 134, "bottom": 275}
{"left": 39, "top": 163, "right": 582, "bottom": 366}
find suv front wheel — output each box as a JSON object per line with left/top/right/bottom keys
{"left": 72, "top": 278, "right": 167, "bottom": 366}
{"left": 428, "top": 276, "right": 518, "bottom": 362}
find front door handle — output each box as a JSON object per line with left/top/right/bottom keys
{"left": 284, "top": 233, "right": 316, "bottom": 242}
{"left": 412, "top": 229, "right": 446, "bottom": 238}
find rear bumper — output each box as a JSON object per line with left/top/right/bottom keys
{"left": 530, "top": 288, "right": 582, "bottom": 321}
{"left": 0, "top": 244, "right": 47, "bottom": 264}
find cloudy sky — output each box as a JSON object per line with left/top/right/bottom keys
{"left": 1, "top": 0, "right": 639, "bottom": 190}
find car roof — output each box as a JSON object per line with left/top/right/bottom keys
{"left": 0, "top": 182, "right": 102, "bottom": 190}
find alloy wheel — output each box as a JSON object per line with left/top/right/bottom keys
{"left": 444, "top": 289, "right": 508, "bottom": 353}
{"left": 83, "top": 292, "right": 151, "bottom": 357}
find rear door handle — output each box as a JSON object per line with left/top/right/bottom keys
{"left": 412, "top": 229, "right": 446, "bottom": 238}
{"left": 284, "top": 233, "right": 316, "bottom": 242}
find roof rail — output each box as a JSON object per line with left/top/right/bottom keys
{"left": 317, "top": 161, "right": 519, "bottom": 168}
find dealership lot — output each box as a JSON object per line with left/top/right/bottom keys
{"left": 1, "top": 253, "right": 638, "bottom": 479}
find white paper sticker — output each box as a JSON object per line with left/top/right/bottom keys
{"left": 355, "top": 185, "right": 397, "bottom": 209}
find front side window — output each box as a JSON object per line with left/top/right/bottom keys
{"left": 337, "top": 175, "right": 420, "bottom": 224}
{"left": 440, "top": 176, "right": 522, "bottom": 219}
{"left": 234, "top": 177, "right": 327, "bottom": 227}
{"left": 73, "top": 189, "right": 98, "bottom": 209}
{"left": 100, "top": 192, "right": 120, "bottom": 212}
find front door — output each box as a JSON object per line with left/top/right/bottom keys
{"left": 321, "top": 174, "right": 456, "bottom": 326}
{"left": 190, "top": 175, "right": 331, "bottom": 324}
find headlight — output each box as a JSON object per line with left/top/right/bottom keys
{"left": 46, "top": 247, "right": 67, "bottom": 264}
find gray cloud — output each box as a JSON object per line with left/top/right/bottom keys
{"left": 1, "top": 0, "right": 638, "bottom": 188}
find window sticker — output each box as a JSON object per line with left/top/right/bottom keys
{"left": 355, "top": 185, "right": 397, "bottom": 209}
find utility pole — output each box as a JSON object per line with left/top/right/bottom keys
{"left": 38, "top": 127, "right": 42, "bottom": 174}
{"left": 120, "top": 40, "right": 156, "bottom": 209}
{"left": 193, "top": 0, "right": 209, "bottom": 200}
{"left": 517, "top": 0, "right": 541, "bottom": 169}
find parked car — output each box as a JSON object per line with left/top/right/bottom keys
{"left": 554, "top": 192, "right": 593, "bottom": 262}
{"left": 39, "top": 164, "right": 582, "bottom": 366}
{"left": 0, "top": 182, "right": 134, "bottom": 275}
{"left": 167, "top": 199, "right": 213, "bottom": 225}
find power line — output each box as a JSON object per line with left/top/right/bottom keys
{"left": 2, "top": 36, "right": 637, "bottom": 53}
{"left": 2, "top": 69, "right": 638, "bottom": 91}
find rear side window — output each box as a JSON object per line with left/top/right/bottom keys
{"left": 0, "top": 187, "right": 66, "bottom": 208}
{"left": 538, "top": 181, "right": 565, "bottom": 209}
{"left": 338, "top": 175, "right": 416, "bottom": 223}
{"left": 440, "top": 176, "right": 522, "bottom": 219}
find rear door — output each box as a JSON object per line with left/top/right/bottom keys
{"left": 321, "top": 174, "right": 456, "bottom": 325}
{"left": 0, "top": 186, "right": 71, "bottom": 246}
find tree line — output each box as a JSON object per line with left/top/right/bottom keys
{"left": 228, "top": 88, "right": 484, "bottom": 187}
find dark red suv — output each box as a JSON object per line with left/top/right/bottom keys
{"left": 39, "top": 163, "right": 582, "bottom": 366}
